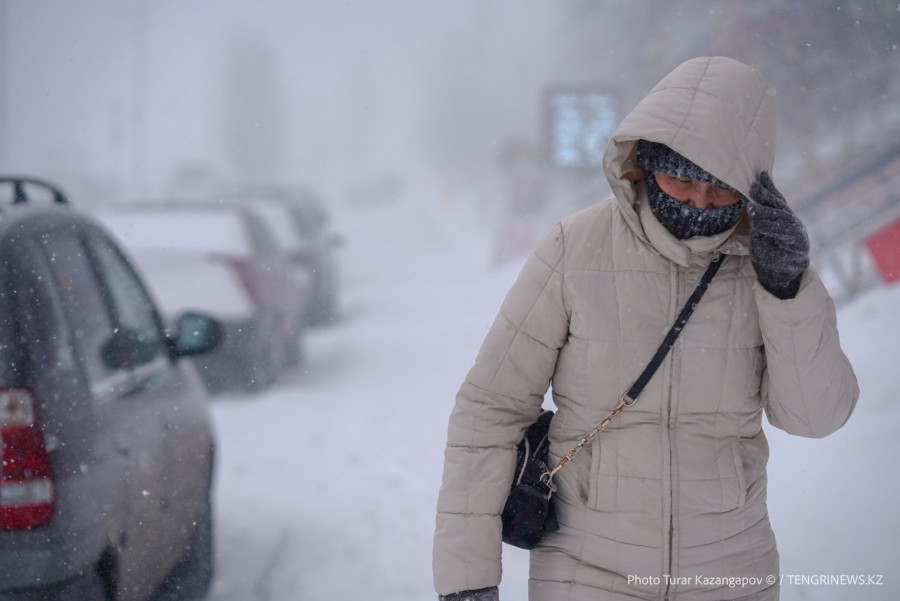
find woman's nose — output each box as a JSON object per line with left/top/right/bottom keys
{"left": 684, "top": 184, "right": 717, "bottom": 210}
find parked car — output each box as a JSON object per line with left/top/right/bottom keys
{"left": 217, "top": 186, "right": 342, "bottom": 326}
{"left": 93, "top": 201, "right": 312, "bottom": 394}
{"left": 0, "top": 177, "right": 221, "bottom": 600}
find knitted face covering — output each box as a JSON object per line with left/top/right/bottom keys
{"left": 645, "top": 175, "right": 747, "bottom": 240}
{"left": 637, "top": 140, "right": 746, "bottom": 240}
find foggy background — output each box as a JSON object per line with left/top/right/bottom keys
{"left": 3, "top": 2, "right": 900, "bottom": 600}
{"left": 4, "top": 1, "right": 898, "bottom": 213}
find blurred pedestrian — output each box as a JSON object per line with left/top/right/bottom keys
{"left": 433, "top": 56, "right": 858, "bottom": 601}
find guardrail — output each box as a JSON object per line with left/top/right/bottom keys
{"left": 794, "top": 144, "right": 900, "bottom": 306}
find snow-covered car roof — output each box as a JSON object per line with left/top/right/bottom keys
{"left": 129, "top": 249, "right": 255, "bottom": 320}
{"left": 93, "top": 206, "right": 255, "bottom": 257}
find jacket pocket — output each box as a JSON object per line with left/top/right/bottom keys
{"left": 568, "top": 435, "right": 599, "bottom": 506}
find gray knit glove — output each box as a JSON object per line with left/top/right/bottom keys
{"left": 748, "top": 171, "right": 810, "bottom": 300}
{"left": 439, "top": 586, "right": 499, "bottom": 601}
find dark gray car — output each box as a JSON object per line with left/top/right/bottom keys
{"left": 0, "top": 178, "right": 221, "bottom": 601}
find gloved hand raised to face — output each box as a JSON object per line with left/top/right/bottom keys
{"left": 439, "top": 586, "right": 499, "bottom": 601}
{"left": 748, "top": 171, "right": 810, "bottom": 300}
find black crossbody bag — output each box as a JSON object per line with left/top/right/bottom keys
{"left": 501, "top": 253, "right": 725, "bottom": 549}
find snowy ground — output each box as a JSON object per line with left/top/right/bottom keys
{"left": 205, "top": 197, "right": 900, "bottom": 601}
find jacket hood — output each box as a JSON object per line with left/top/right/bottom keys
{"left": 603, "top": 56, "right": 777, "bottom": 244}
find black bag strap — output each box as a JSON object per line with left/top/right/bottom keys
{"left": 625, "top": 252, "right": 724, "bottom": 401}
{"left": 543, "top": 252, "right": 725, "bottom": 487}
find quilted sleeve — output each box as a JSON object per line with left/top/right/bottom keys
{"left": 756, "top": 265, "right": 859, "bottom": 438}
{"left": 433, "top": 222, "right": 570, "bottom": 596}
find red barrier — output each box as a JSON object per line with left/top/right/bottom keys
{"left": 865, "top": 217, "right": 900, "bottom": 283}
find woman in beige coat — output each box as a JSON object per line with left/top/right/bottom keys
{"left": 433, "top": 57, "right": 859, "bottom": 601}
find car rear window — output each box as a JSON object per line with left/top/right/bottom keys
{"left": 0, "top": 237, "right": 76, "bottom": 384}
{"left": 0, "top": 265, "right": 21, "bottom": 384}
{"left": 36, "top": 230, "right": 116, "bottom": 386}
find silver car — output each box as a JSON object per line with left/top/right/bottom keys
{"left": 94, "top": 202, "right": 312, "bottom": 394}
{"left": 0, "top": 178, "right": 221, "bottom": 600}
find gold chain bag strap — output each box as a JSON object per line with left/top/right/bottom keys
{"left": 501, "top": 252, "right": 724, "bottom": 549}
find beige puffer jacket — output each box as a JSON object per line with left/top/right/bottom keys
{"left": 433, "top": 57, "right": 859, "bottom": 601}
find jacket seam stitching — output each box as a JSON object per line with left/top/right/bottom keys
{"left": 669, "top": 57, "right": 712, "bottom": 147}
{"left": 778, "top": 302, "right": 814, "bottom": 436}
{"left": 725, "top": 83, "right": 769, "bottom": 182}
{"left": 484, "top": 226, "right": 563, "bottom": 392}
{"left": 459, "top": 379, "right": 539, "bottom": 409}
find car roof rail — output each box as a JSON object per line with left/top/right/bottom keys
{"left": 0, "top": 176, "right": 69, "bottom": 207}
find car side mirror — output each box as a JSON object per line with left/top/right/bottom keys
{"left": 170, "top": 312, "right": 222, "bottom": 358}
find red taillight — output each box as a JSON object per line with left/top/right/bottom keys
{"left": 1, "top": 389, "right": 55, "bottom": 529}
